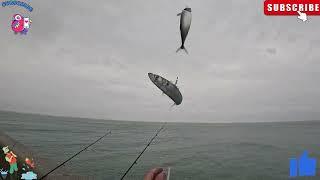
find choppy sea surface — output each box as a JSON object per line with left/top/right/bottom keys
{"left": 0, "top": 111, "right": 319, "bottom": 180}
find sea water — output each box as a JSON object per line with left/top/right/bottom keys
{"left": 0, "top": 111, "right": 319, "bottom": 180}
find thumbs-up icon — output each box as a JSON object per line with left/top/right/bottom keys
{"left": 289, "top": 150, "right": 317, "bottom": 177}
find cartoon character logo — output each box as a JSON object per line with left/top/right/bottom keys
{"left": 25, "top": 158, "right": 35, "bottom": 169}
{"left": 2, "top": 146, "right": 18, "bottom": 174}
{"left": 11, "top": 14, "right": 32, "bottom": 34}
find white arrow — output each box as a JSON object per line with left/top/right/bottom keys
{"left": 297, "top": 11, "right": 307, "bottom": 22}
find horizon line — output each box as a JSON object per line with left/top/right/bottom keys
{"left": 0, "top": 109, "right": 319, "bottom": 124}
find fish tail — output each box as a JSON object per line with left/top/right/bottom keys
{"left": 176, "top": 44, "right": 188, "bottom": 54}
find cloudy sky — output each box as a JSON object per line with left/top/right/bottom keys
{"left": 0, "top": 0, "right": 319, "bottom": 122}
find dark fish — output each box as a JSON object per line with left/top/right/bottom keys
{"left": 148, "top": 73, "right": 183, "bottom": 105}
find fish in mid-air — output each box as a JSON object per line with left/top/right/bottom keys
{"left": 176, "top": 7, "right": 192, "bottom": 54}
{"left": 148, "top": 73, "right": 183, "bottom": 105}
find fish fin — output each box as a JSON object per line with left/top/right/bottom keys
{"left": 177, "top": 13, "right": 182, "bottom": 16}
{"left": 176, "top": 45, "right": 188, "bottom": 54}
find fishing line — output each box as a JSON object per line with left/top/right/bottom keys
{"left": 39, "top": 130, "right": 111, "bottom": 180}
{"left": 120, "top": 123, "right": 167, "bottom": 180}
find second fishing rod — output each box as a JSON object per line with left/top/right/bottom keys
{"left": 120, "top": 122, "right": 167, "bottom": 180}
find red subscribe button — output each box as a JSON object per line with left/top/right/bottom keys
{"left": 264, "top": 0, "right": 320, "bottom": 15}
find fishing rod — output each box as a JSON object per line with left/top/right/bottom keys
{"left": 120, "top": 123, "right": 167, "bottom": 180}
{"left": 39, "top": 130, "right": 111, "bottom": 180}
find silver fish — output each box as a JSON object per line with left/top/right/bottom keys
{"left": 176, "top": 7, "right": 192, "bottom": 54}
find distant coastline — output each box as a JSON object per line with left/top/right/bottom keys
{"left": 0, "top": 110, "right": 319, "bottom": 125}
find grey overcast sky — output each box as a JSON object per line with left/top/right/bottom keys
{"left": 0, "top": 0, "right": 320, "bottom": 122}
